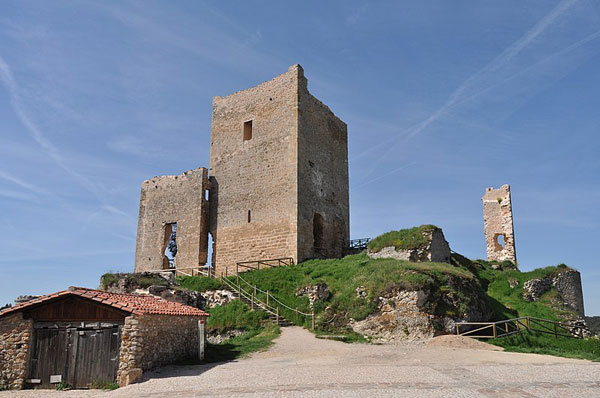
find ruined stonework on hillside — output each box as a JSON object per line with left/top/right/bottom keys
{"left": 134, "top": 168, "right": 210, "bottom": 272}
{"left": 134, "top": 65, "right": 349, "bottom": 276}
{"left": 482, "top": 185, "right": 516, "bottom": 264}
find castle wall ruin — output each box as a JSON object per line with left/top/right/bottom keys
{"left": 134, "top": 65, "right": 349, "bottom": 276}
{"left": 134, "top": 168, "right": 210, "bottom": 272}
{"left": 482, "top": 184, "right": 517, "bottom": 264}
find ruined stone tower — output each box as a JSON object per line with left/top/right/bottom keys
{"left": 209, "top": 65, "right": 349, "bottom": 275}
{"left": 482, "top": 185, "right": 517, "bottom": 264}
{"left": 134, "top": 65, "right": 349, "bottom": 276}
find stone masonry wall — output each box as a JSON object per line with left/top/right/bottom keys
{"left": 117, "top": 314, "right": 204, "bottom": 385}
{"left": 0, "top": 313, "right": 33, "bottom": 390}
{"left": 482, "top": 185, "right": 517, "bottom": 264}
{"left": 297, "top": 68, "right": 349, "bottom": 261}
{"left": 134, "top": 168, "right": 210, "bottom": 272}
{"left": 209, "top": 65, "right": 300, "bottom": 275}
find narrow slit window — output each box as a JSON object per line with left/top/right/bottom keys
{"left": 247, "top": 210, "right": 251, "bottom": 223}
{"left": 243, "top": 120, "right": 253, "bottom": 141}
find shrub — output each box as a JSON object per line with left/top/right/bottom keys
{"left": 367, "top": 225, "right": 440, "bottom": 253}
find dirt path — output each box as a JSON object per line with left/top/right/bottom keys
{"left": 2, "top": 327, "right": 599, "bottom": 397}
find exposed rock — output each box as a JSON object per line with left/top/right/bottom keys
{"left": 201, "top": 290, "right": 236, "bottom": 308}
{"left": 147, "top": 285, "right": 206, "bottom": 309}
{"left": 584, "top": 316, "right": 600, "bottom": 337}
{"left": 522, "top": 278, "right": 553, "bottom": 302}
{"left": 522, "top": 268, "right": 585, "bottom": 317}
{"left": 367, "top": 228, "right": 451, "bottom": 263}
{"left": 351, "top": 290, "right": 435, "bottom": 342}
{"left": 296, "top": 284, "right": 330, "bottom": 308}
{"left": 101, "top": 272, "right": 173, "bottom": 294}
{"left": 552, "top": 269, "right": 585, "bottom": 317}
{"left": 347, "top": 275, "right": 494, "bottom": 343}
{"left": 508, "top": 278, "right": 519, "bottom": 288}
{"left": 207, "top": 329, "right": 244, "bottom": 345}
{"left": 355, "top": 286, "right": 367, "bottom": 298}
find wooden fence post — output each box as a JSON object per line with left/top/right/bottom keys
{"left": 456, "top": 323, "right": 459, "bottom": 335}
{"left": 312, "top": 311, "right": 315, "bottom": 330}
{"left": 266, "top": 290, "right": 269, "bottom": 307}
{"left": 493, "top": 324, "right": 497, "bottom": 338}
{"left": 276, "top": 307, "right": 279, "bottom": 324}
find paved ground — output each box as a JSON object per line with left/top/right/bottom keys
{"left": 2, "top": 327, "right": 599, "bottom": 397}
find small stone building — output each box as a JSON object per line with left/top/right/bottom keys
{"left": 0, "top": 287, "right": 208, "bottom": 390}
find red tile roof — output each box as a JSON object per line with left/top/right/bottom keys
{"left": 0, "top": 286, "right": 209, "bottom": 318}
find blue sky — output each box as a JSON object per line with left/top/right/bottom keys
{"left": 1, "top": 1, "right": 599, "bottom": 315}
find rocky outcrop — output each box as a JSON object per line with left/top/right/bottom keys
{"left": 296, "top": 284, "right": 330, "bottom": 308}
{"left": 146, "top": 285, "right": 205, "bottom": 309}
{"left": 348, "top": 277, "right": 494, "bottom": 342}
{"left": 100, "top": 273, "right": 235, "bottom": 310}
{"left": 207, "top": 329, "right": 244, "bottom": 345}
{"left": 522, "top": 268, "right": 585, "bottom": 317}
{"left": 202, "top": 290, "right": 236, "bottom": 308}
{"left": 351, "top": 290, "right": 435, "bottom": 342}
{"left": 522, "top": 278, "right": 553, "bottom": 302}
{"left": 367, "top": 228, "right": 451, "bottom": 263}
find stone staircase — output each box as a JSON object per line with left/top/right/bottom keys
{"left": 221, "top": 274, "right": 313, "bottom": 329}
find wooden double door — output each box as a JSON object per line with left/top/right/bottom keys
{"left": 28, "top": 323, "right": 122, "bottom": 388}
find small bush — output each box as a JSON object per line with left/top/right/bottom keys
{"left": 177, "top": 276, "right": 225, "bottom": 292}
{"left": 367, "top": 225, "right": 439, "bottom": 253}
{"left": 55, "top": 381, "right": 71, "bottom": 391}
{"left": 90, "top": 380, "right": 119, "bottom": 390}
{"left": 207, "top": 300, "right": 269, "bottom": 332}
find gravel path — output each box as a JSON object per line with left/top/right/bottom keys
{"left": 2, "top": 327, "right": 599, "bottom": 397}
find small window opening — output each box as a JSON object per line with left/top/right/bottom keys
{"left": 247, "top": 210, "right": 251, "bottom": 223}
{"left": 495, "top": 233, "right": 505, "bottom": 251}
{"left": 204, "top": 189, "right": 209, "bottom": 201}
{"left": 243, "top": 120, "right": 253, "bottom": 141}
{"left": 164, "top": 223, "right": 178, "bottom": 268}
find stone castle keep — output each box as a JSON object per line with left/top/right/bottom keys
{"left": 135, "top": 65, "right": 349, "bottom": 276}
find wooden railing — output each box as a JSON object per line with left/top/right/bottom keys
{"left": 145, "top": 267, "right": 213, "bottom": 278}
{"left": 456, "top": 316, "right": 584, "bottom": 339}
{"left": 235, "top": 257, "right": 295, "bottom": 273}
{"left": 220, "top": 273, "right": 315, "bottom": 329}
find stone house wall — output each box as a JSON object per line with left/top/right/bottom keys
{"left": 0, "top": 313, "right": 33, "bottom": 389}
{"left": 117, "top": 314, "right": 204, "bottom": 385}
{"left": 134, "top": 168, "right": 210, "bottom": 272}
{"left": 482, "top": 185, "right": 517, "bottom": 264}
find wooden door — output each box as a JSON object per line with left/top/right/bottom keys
{"left": 28, "top": 324, "right": 122, "bottom": 388}
{"left": 28, "top": 328, "right": 70, "bottom": 388}
{"left": 69, "top": 326, "right": 121, "bottom": 388}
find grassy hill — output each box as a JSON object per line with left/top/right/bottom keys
{"left": 178, "top": 248, "right": 598, "bottom": 360}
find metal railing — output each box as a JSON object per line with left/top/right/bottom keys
{"left": 220, "top": 273, "right": 315, "bottom": 329}
{"left": 346, "top": 238, "right": 371, "bottom": 250}
{"left": 236, "top": 257, "right": 295, "bottom": 273}
{"left": 456, "top": 316, "right": 584, "bottom": 339}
